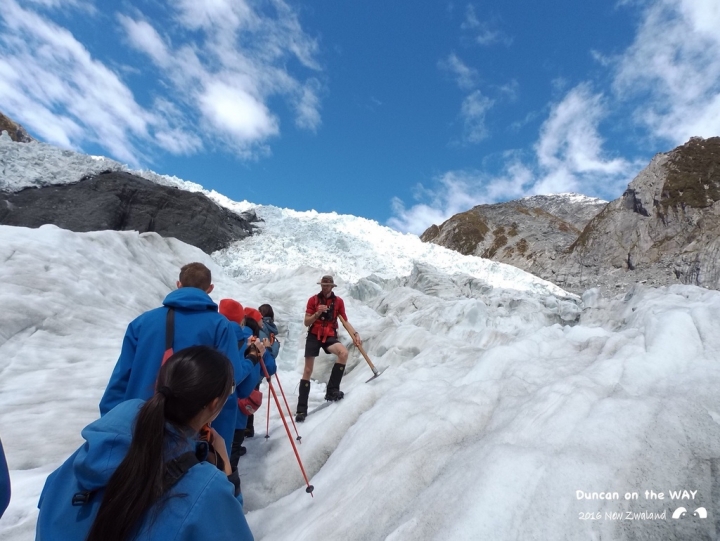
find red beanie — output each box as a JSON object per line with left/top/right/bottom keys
{"left": 243, "top": 307, "right": 263, "bottom": 323}
{"left": 219, "top": 299, "right": 244, "bottom": 324}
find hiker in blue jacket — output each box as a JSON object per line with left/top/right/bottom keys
{"left": 99, "top": 262, "right": 259, "bottom": 457}
{"left": 244, "top": 304, "right": 281, "bottom": 438}
{"left": 37, "top": 346, "right": 253, "bottom": 541}
{"left": 218, "top": 300, "right": 276, "bottom": 466}
{"left": 258, "top": 303, "right": 281, "bottom": 361}
{"left": 0, "top": 437, "right": 10, "bottom": 519}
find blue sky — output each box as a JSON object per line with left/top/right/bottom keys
{"left": 1, "top": 0, "right": 720, "bottom": 234}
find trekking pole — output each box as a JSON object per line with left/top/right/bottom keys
{"left": 264, "top": 379, "right": 272, "bottom": 440}
{"left": 274, "top": 373, "right": 302, "bottom": 442}
{"left": 259, "top": 358, "right": 314, "bottom": 496}
{"left": 338, "top": 315, "right": 386, "bottom": 382}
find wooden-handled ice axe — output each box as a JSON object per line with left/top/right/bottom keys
{"left": 338, "top": 315, "right": 386, "bottom": 382}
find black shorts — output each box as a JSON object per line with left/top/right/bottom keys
{"left": 304, "top": 332, "right": 340, "bottom": 358}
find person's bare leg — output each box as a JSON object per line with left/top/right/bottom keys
{"left": 326, "top": 343, "right": 348, "bottom": 365}
{"left": 302, "top": 357, "right": 315, "bottom": 379}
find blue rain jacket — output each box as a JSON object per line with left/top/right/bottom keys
{"left": 0, "top": 438, "right": 9, "bottom": 518}
{"left": 232, "top": 323, "right": 276, "bottom": 430}
{"left": 36, "top": 400, "right": 253, "bottom": 541}
{"left": 98, "top": 287, "right": 254, "bottom": 454}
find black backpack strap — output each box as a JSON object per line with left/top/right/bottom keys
{"left": 72, "top": 450, "right": 199, "bottom": 506}
{"left": 163, "top": 451, "right": 199, "bottom": 489}
{"left": 165, "top": 308, "right": 175, "bottom": 351}
{"left": 71, "top": 490, "right": 94, "bottom": 506}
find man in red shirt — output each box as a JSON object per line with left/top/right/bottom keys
{"left": 296, "top": 275, "right": 362, "bottom": 422}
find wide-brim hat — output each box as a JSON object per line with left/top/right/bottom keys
{"left": 317, "top": 275, "right": 337, "bottom": 287}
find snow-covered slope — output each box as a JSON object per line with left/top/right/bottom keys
{"left": 1, "top": 226, "right": 719, "bottom": 540}
{"left": 215, "top": 205, "right": 570, "bottom": 297}
{"left": 0, "top": 134, "right": 568, "bottom": 298}
{"left": 2, "top": 139, "right": 720, "bottom": 540}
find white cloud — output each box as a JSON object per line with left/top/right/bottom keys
{"left": 535, "top": 85, "right": 628, "bottom": 177}
{"left": 174, "top": 0, "right": 253, "bottom": 33}
{"left": 496, "top": 79, "right": 519, "bottom": 101}
{"left": 613, "top": 0, "right": 720, "bottom": 143}
{"left": 437, "top": 54, "right": 495, "bottom": 144}
{"left": 117, "top": 15, "right": 170, "bottom": 67}
{"left": 390, "top": 0, "right": 720, "bottom": 235}
{"left": 294, "top": 78, "right": 323, "bottom": 131}
{"left": 118, "top": 0, "right": 322, "bottom": 156}
{"left": 461, "top": 90, "right": 494, "bottom": 143}
{"left": 388, "top": 162, "right": 534, "bottom": 235}
{"left": 0, "top": 0, "right": 157, "bottom": 164}
{"left": 461, "top": 4, "right": 512, "bottom": 47}
{"left": 0, "top": 0, "right": 321, "bottom": 164}
{"left": 24, "top": 0, "right": 95, "bottom": 11}
{"left": 199, "top": 81, "right": 278, "bottom": 142}
{"left": 439, "top": 53, "right": 479, "bottom": 90}
{"left": 389, "top": 85, "right": 635, "bottom": 234}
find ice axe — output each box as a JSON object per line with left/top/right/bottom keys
{"left": 338, "top": 315, "right": 386, "bottom": 382}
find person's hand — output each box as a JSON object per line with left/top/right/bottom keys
{"left": 316, "top": 304, "right": 328, "bottom": 315}
{"left": 248, "top": 337, "right": 266, "bottom": 357}
{"left": 353, "top": 333, "right": 362, "bottom": 347}
{"left": 209, "top": 428, "right": 232, "bottom": 476}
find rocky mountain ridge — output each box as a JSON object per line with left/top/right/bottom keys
{"left": 557, "top": 136, "right": 720, "bottom": 292}
{"left": 421, "top": 193, "right": 607, "bottom": 287}
{"left": 422, "top": 136, "right": 720, "bottom": 293}
{"left": 0, "top": 112, "right": 35, "bottom": 143}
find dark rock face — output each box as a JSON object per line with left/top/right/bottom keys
{"left": 0, "top": 112, "right": 35, "bottom": 143}
{"left": 0, "top": 171, "right": 256, "bottom": 253}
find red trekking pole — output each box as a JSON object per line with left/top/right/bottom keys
{"left": 259, "top": 358, "right": 314, "bottom": 496}
{"left": 273, "top": 373, "right": 302, "bottom": 442}
{"left": 264, "top": 382, "right": 272, "bottom": 439}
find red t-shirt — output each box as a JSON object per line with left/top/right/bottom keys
{"left": 306, "top": 292, "right": 347, "bottom": 339}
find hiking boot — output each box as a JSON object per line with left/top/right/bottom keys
{"left": 244, "top": 427, "right": 254, "bottom": 438}
{"left": 230, "top": 429, "right": 246, "bottom": 469}
{"left": 296, "top": 379, "right": 310, "bottom": 423}
{"left": 325, "top": 389, "right": 345, "bottom": 401}
{"left": 325, "top": 363, "right": 345, "bottom": 402}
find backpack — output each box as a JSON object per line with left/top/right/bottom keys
{"left": 237, "top": 390, "right": 263, "bottom": 415}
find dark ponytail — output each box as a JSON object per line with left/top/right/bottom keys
{"left": 86, "top": 346, "right": 234, "bottom": 541}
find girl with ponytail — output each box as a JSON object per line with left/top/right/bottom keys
{"left": 36, "top": 346, "right": 254, "bottom": 541}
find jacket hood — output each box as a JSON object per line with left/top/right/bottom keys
{"left": 73, "top": 400, "right": 142, "bottom": 491}
{"left": 163, "top": 287, "right": 218, "bottom": 311}
{"left": 262, "top": 317, "right": 279, "bottom": 336}
{"left": 73, "top": 400, "right": 197, "bottom": 492}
